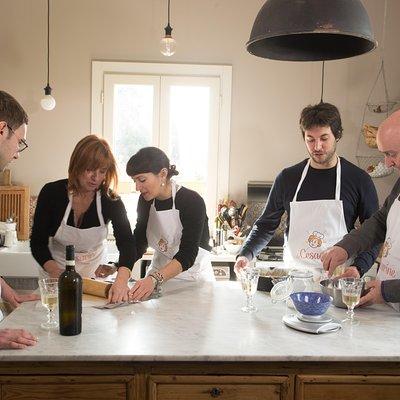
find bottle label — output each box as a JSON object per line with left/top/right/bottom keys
{"left": 66, "top": 260, "right": 75, "bottom": 266}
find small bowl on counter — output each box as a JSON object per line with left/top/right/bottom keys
{"left": 223, "top": 239, "right": 243, "bottom": 255}
{"left": 290, "top": 292, "right": 332, "bottom": 316}
{"left": 257, "top": 267, "right": 288, "bottom": 292}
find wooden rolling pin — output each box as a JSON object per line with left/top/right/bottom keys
{"left": 82, "top": 278, "right": 112, "bottom": 298}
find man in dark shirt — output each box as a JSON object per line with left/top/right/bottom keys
{"left": 235, "top": 102, "right": 379, "bottom": 279}
{"left": 0, "top": 91, "right": 39, "bottom": 349}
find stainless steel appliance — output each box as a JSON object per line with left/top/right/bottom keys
{"left": 246, "top": 181, "right": 285, "bottom": 262}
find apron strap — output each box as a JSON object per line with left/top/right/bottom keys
{"left": 171, "top": 180, "right": 177, "bottom": 210}
{"left": 151, "top": 180, "right": 178, "bottom": 210}
{"left": 95, "top": 190, "right": 105, "bottom": 226}
{"left": 335, "top": 157, "right": 341, "bottom": 201}
{"left": 65, "top": 191, "right": 105, "bottom": 226}
{"left": 292, "top": 157, "right": 341, "bottom": 202}
{"left": 293, "top": 160, "right": 311, "bottom": 202}
{"left": 63, "top": 194, "right": 74, "bottom": 224}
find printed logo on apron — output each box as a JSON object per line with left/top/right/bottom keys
{"left": 378, "top": 199, "right": 400, "bottom": 312}
{"left": 145, "top": 181, "right": 215, "bottom": 282}
{"left": 284, "top": 157, "right": 351, "bottom": 277}
{"left": 157, "top": 238, "right": 169, "bottom": 253}
{"left": 41, "top": 191, "right": 108, "bottom": 278}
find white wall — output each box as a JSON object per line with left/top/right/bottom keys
{"left": 0, "top": 0, "right": 399, "bottom": 205}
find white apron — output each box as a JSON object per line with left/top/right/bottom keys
{"left": 284, "top": 157, "right": 351, "bottom": 278}
{"left": 377, "top": 195, "right": 400, "bottom": 312}
{"left": 146, "top": 181, "right": 215, "bottom": 282}
{"left": 40, "top": 191, "right": 108, "bottom": 279}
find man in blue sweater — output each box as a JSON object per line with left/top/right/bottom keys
{"left": 235, "top": 102, "right": 379, "bottom": 280}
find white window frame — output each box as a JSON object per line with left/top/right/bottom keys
{"left": 91, "top": 61, "right": 232, "bottom": 214}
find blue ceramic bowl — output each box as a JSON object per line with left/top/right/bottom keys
{"left": 290, "top": 292, "right": 332, "bottom": 316}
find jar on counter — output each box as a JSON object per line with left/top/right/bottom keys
{"left": 270, "top": 269, "right": 316, "bottom": 308}
{"left": 4, "top": 220, "right": 17, "bottom": 248}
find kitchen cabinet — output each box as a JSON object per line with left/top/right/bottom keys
{"left": 148, "top": 375, "right": 291, "bottom": 400}
{"left": 0, "top": 375, "right": 135, "bottom": 400}
{"left": 296, "top": 374, "right": 400, "bottom": 400}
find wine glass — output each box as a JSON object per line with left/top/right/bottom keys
{"left": 38, "top": 278, "right": 59, "bottom": 329}
{"left": 239, "top": 268, "right": 260, "bottom": 313}
{"left": 339, "top": 277, "right": 363, "bottom": 326}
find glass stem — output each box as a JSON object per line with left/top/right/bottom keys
{"left": 347, "top": 307, "right": 354, "bottom": 320}
{"left": 49, "top": 309, "right": 55, "bottom": 325}
{"left": 247, "top": 294, "right": 253, "bottom": 310}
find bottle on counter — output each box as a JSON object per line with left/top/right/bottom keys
{"left": 58, "top": 245, "right": 82, "bottom": 336}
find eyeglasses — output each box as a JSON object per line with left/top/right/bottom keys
{"left": 7, "top": 124, "right": 28, "bottom": 153}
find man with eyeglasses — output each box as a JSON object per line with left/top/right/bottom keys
{"left": 0, "top": 90, "right": 39, "bottom": 349}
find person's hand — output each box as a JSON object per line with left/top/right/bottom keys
{"left": 320, "top": 246, "right": 349, "bottom": 277}
{"left": 43, "top": 260, "right": 64, "bottom": 279}
{"left": 108, "top": 280, "right": 129, "bottom": 303}
{"left": 333, "top": 266, "right": 360, "bottom": 280}
{"left": 95, "top": 264, "right": 117, "bottom": 278}
{"left": 1, "top": 279, "right": 40, "bottom": 309}
{"left": 0, "top": 328, "right": 38, "bottom": 349}
{"left": 234, "top": 256, "right": 250, "bottom": 278}
{"left": 358, "top": 279, "right": 384, "bottom": 307}
{"left": 128, "top": 277, "right": 155, "bottom": 302}
{"left": 107, "top": 267, "right": 131, "bottom": 303}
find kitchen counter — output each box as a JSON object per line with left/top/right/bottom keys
{"left": 0, "top": 280, "right": 399, "bottom": 400}
{"left": 0, "top": 280, "right": 399, "bottom": 362}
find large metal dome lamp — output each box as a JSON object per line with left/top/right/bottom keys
{"left": 246, "top": 0, "right": 377, "bottom": 61}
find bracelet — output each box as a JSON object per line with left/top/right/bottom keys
{"left": 149, "top": 271, "right": 164, "bottom": 285}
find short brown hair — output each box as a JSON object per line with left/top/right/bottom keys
{"left": 68, "top": 135, "right": 118, "bottom": 199}
{"left": 299, "top": 102, "right": 343, "bottom": 140}
{"left": 0, "top": 91, "right": 29, "bottom": 132}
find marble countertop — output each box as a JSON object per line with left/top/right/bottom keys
{"left": 0, "top": 280, "right": 398, "bottom": 362}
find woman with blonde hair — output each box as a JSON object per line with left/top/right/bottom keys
{"left": 31, "top": 135, "right": 135, "bottom": 302}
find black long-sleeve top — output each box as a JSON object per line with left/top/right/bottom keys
{"left": 239, "top": 158, "right": 380, "bottom": 275}
{"left": 134, "top": 186, "right": 211, "bottom": 270}
{"left": 30, "top": 179, "right": 136, "bottom": 269}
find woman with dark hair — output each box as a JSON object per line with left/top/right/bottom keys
{"left": 125, "top": 147, "right": 215, "bottom": 301}
{"left": 31, "top": 135, "right": 135, "bottom": 302}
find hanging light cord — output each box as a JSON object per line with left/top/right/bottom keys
{"left": 167, "top": 0, "right": 171, "bottom": 26}
{"left": 46, "top": 0, "right": 50, "bottom": 86}
{"left": 320, "top": 61, "right": 325, "bottom": 103}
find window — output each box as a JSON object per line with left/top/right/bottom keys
{"left": 92, "top": 62, "right": 232, "bottom": 228}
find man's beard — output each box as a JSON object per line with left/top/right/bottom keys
{"left": 309, "top": 143, "right": 337, "bottom": 167}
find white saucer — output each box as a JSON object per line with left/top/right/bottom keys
{"left": 297, "top": 313, "right": 332, "bottom": 323}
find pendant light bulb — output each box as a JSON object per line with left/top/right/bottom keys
{"left": 160, "top": 0, "right": 176, "bottom": 56}
{"left": 42, "top": 0, "right": 56, "bottom": 111}
{"left": 41, "top": 85, "right": 56, "bottom": 111}
{"left": 160, "top": 25, "right": 176, "bottom": 56}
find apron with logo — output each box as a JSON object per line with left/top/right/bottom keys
{"left": 146, "top": 181, "right": 215, "bottom": 282}
{"left": 377, "top": 195, "right": 400, "bottom": 312}
{"left": 39, "top": 191, "right": 108, "bottom": 279}
{"left": 284, "top": 157, "right": 351, "bottom": 279}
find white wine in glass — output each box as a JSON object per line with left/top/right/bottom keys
{"left": 39, "top": 278, "right": 59, "bottom": 330}
{"left": 339, "top": 277, "right": 363, "bottom": 326}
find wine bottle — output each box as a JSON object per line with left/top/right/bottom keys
{"left": 58, "top": 245, "right": 82, "bottom": 336}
